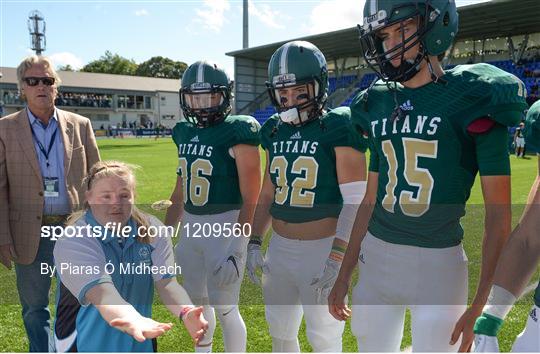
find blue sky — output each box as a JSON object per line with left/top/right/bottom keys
{"left": 1, "top": 0, "right": 489, "bottom": 77}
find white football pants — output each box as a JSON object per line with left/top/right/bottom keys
{"left": 352, "top": 232, "right": 468, "bottom": 352}
{"left": 262, "top": 231, "right": 344, "bottom": 352}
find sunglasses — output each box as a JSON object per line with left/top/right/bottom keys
{"left": 23, "top": 77, "right": 56, "bottom": 86}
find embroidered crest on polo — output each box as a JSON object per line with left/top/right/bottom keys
{"left": 139, "top": 246, "right": 150, "bottom": 259}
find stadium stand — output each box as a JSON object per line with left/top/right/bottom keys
{"left": 250, "top": 58, "right": 540, "bottom": 125}
{"left": 338, "top": 59, "right": 540, "bottom": 108}
{"left": 228, "top": 0, "right": 540, "bottom": 125}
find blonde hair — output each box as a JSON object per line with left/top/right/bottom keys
{"left": 67, "top": 161, "right": 151, "bottom": 243}
{"left": 16, "top": 55, "right": 61, "bottom": 93}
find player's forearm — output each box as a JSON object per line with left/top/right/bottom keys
{"left": 251, "top": 191, "right": 273, "bottom": 240}
{"left": 165, "top": 186, "right": 184, "bottom": 227}
{"left": 164, "top": 203, "right": 183, "bottom": 227}
{"left": 238, "top": 202, "right": 256, "bottom": 227}
{"left": 492, "top": 221, "right": 540, "bottom": 297}
{"left": 493, "top": 180, "right": 540, "bottom": 296}
{"left": 156, "top": 278, "right": 194, "bottom": 318}
{"left": 165, "top": 176, "right": 185, "bottom": 227}
{"left": 329, "top": 238, "right": 348, "bottom": 262}
{"left": 473, "top": 204, "right": 512, "bottom": 306}
{"left": 86, "top": 283, "right": 142, "bottom": 324}
{"left": 517, "top": 175, "right": 540, "bottom": 220}
{"left": 336, "top": 199, "right": 375, "bottom": 285}
{"left": 233, "top": 203, "right": 257, "bottom": 251}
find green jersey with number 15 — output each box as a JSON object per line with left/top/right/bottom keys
{"left": 524, "top": 100, "right": 540, "bottom": 308}
{"left": 351, "top": 63, "right": 527, "bottom": 248}
{"left": 172, "top": 115, "right": 260, "bottom": 215}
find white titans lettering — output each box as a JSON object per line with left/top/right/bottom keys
{"left": 370, "top": 115, "right": 442, "bottom": 138}
{"left": 178, "top": 144, "right": 213, "bottom": 157}
{"left": 272, "top": 140, "right": 318, "bottom": 155}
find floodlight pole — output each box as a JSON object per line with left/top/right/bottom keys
{"left": 243, "top": 0, "right": 249, "bottom": 49}
{"left": 28, "top": 10, "right": 46, "bottom": 55}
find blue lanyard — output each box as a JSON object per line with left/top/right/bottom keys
{"left": 30, "top": 123, "right": 58, "bottom": 168}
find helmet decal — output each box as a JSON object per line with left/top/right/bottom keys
{"left": 279, "top": 42, "right": 292, "bottom": 75}
{"left": 196, "top": 62, "right": 205, "bottom": 83}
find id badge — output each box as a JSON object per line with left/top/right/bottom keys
{"left": 44, "top": 177, "right": 59, "bottom": 198}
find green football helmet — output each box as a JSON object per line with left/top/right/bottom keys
{"left": 524, "top": 101, "right": 540, "bottom": 153}
{"left": 267, "top": 41, "right": 328, "bottom": 126}
{"left": 358, "top": 0, "right": 459, "bottom": 82}
{"left": 179, "top": 61, "right": 232, "bottom": 127}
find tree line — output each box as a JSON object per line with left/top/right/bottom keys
{"left": 58, "top": 51, "right": 187, "bottom": 79}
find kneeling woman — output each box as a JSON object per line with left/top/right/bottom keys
{"left": 53, "top": 161, "right": 207, "bottom": 352}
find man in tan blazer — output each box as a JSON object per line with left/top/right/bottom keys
{"left": 0, "top": 55, "right": 100, "bottom": 351}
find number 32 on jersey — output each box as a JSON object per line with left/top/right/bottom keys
{"left": 381, "top": 138, "right": 438, "bottom": 217}
{"left": 270, "top": 156, "right": 319, "bottom": 208}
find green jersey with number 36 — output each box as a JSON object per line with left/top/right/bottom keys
{"left": 524, "top": 100, "right": 540, "bottom": 307}
{"left": 351, "top": 63, "right": 527, "bottom": 248}
{"left": 172, "top": 115, "right": 260, "bottom": 215}
{"left": 260, "top": 106, "right": 368, "bottom": 223}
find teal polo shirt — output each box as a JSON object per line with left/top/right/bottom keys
{"left": 53, "top": 211, "right": 177, "bottom": 352}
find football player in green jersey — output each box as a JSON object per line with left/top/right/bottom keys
{"left": 474, "top": 100, "right": 540, "bottom": 352}
{"left": 328, "top": 0, "right": 528, "bottom": 352}
{"left": 165, "top": 61, "right": 261, "bottom": 352}
{"left": 247, "top": 41, "right": 368, "bottom": 352}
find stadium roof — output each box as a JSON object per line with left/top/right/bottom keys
{"left": 0, "top": 67, "right": 179, "bottom": 93}
{"left": 226, "top": 0, "right": 540, "bottom": 62}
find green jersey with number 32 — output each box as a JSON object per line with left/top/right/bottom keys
{"left": 351, "top": 63, "right": 527, "bottom": 248}
{"left": 172, "top": 115, "right": 260, "bottom": 215}
{"left": 260, "top": 106, "right": 367, "bottom": 223}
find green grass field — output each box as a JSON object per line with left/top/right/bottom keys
{"left": 0, "top": 138, "right": 538, "bottom": 352}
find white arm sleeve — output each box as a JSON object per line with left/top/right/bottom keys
{"left": 335, "top": 181, "right": 367, "bottom": 243}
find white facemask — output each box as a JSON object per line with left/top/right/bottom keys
{"left": 278, "top": 107, "right": 309, "bottom": 125}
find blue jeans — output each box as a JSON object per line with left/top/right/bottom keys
{"left": 15, "top": 236, "right": 56, "bottom": 352}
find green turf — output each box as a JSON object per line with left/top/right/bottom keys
{"left": 0, "top": 138, "right": 538, "bottom": 352}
